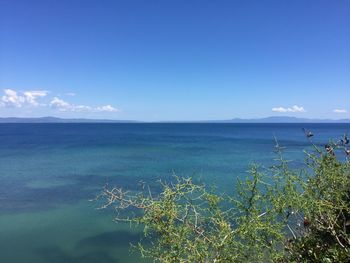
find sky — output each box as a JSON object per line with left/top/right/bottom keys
{"left": 0, "top": 0, "right": 349, "bottom": 121}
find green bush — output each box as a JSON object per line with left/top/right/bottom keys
{"left": 98, "top": 138, "right": 350, "bottom": 262}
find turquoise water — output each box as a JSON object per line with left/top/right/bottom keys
{"left": 0, "top": 123, "right": 349, "bottom": 262}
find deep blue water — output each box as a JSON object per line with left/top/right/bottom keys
{"left": 0, "top": 123, "right": 349, "bottom": 262}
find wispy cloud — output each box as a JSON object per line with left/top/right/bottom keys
{"left": 333, "top": 109, "right": 347, "bottom": 113}
{"left": 0, "top": 89, "right": 119, "bottom": 114}
{"left": 95, "top": 105, "right": 118, "bottom": 112}
{"left": 23, "top": 90, "right": 49, "bottom": 106}
{"left": 1, "top": 89, "right": 48, "bottom": 107}
{"left": 65, "top": 92, "right": 76, "bottom": 96}
{"left": 49, "top": 97, "right": 118, "bottom": 112}
{"left": 1, "top": 89, "right": 25, "bottom": 107}
{"left": 272, "top": 105, "right": 305, "bottom": 113}
{"left": 49, "top": 97, "right": 73, "bottom": 111}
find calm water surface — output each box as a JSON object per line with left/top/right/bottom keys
{"left": 0, "top": 123, "right": 349, "bottom": 262}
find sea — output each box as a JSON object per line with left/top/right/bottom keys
{"left": 0, "top": 123, "right": 349, "bottom": 263}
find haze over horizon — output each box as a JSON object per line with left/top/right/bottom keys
{"left": 1, "top": 0, "right": 349, "bottom": 121}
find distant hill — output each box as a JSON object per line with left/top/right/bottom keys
{"left": 223, "top": 116, "right": 350, "bottom": 123}
{"left": 0, "top": 116, "right": 349, "bottom": 123}
{"left": 160, "top": 116, "right": 350, "bottom": 123}
{"left": 0, "top": 117, "right": 140, "bottom": 123}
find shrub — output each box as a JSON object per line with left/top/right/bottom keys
{"left": 98, "top": 137, "right": 350, "bottom": 262}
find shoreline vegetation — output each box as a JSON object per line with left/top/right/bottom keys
{"left": 98, "top": 134, "right": 350, "bottom": 262}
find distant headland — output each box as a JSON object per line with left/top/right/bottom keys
{"left": 1, "top": 116, "right": 350, "bottom": 123}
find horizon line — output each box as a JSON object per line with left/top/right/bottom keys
{"left": 1, "top": 116, "right": 350, "bottom": 123}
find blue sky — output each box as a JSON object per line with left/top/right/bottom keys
{"left": 0, "top": 0, "right": 349, "bottom": 120}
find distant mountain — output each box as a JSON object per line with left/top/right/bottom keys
{"left": 0, "top": 117, "right": 140, "bottom": 123}
{"left": 158, "top": 116, "right": 350, "bottom": 123}
{"left": 159, "top": 116, "right": 350, "bottom": 123}
{"left": 0, "top": 116, "right": 349, "bottom": 123}
{"left": 223, "top": 116, "right": 350, "bottom": 123}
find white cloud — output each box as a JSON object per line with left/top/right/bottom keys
{"left": 96, "top": 105, "right": 118, "bottom": 112}
{"left": 272, "top": 107, "right": 288, "bottom": 113}
{"left": 49, "top": 97, "right": 118, "bottom": 113}
{"left": 24, "top": 90, "right": 49, "bottom": 106}
{"left": 65, "top": 92, "right": 76, "bottom": 96}
{"left": 1, "top": 89, "right": 119, "bottom": 114}
{"left": 50, "top": 97, "right": 73, "bottom": 111}
{"left": 333, "top": 109, "right": 347, "bottom": 113}
{"left": 1, "top": 89, "right": 25, "bottom": 107}
{"left": 272, "top": 105, "right": 305, "bottom": 113}
{"left": 1, "top": 89, "right": 48, "bottom": 108}
{"left": 75, "top": 105, "right": 93, "bottom": 111}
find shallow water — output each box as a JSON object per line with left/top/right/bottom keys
{"left": 0, "top": 123, "right": 349, "bottom": 262}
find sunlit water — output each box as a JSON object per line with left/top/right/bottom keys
{"left": 1, "top": 123, "right": 349, "bottom": 262}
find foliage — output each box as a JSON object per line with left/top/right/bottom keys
{"left": 98, "top": 136, "right": 350, "bottom": 262}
